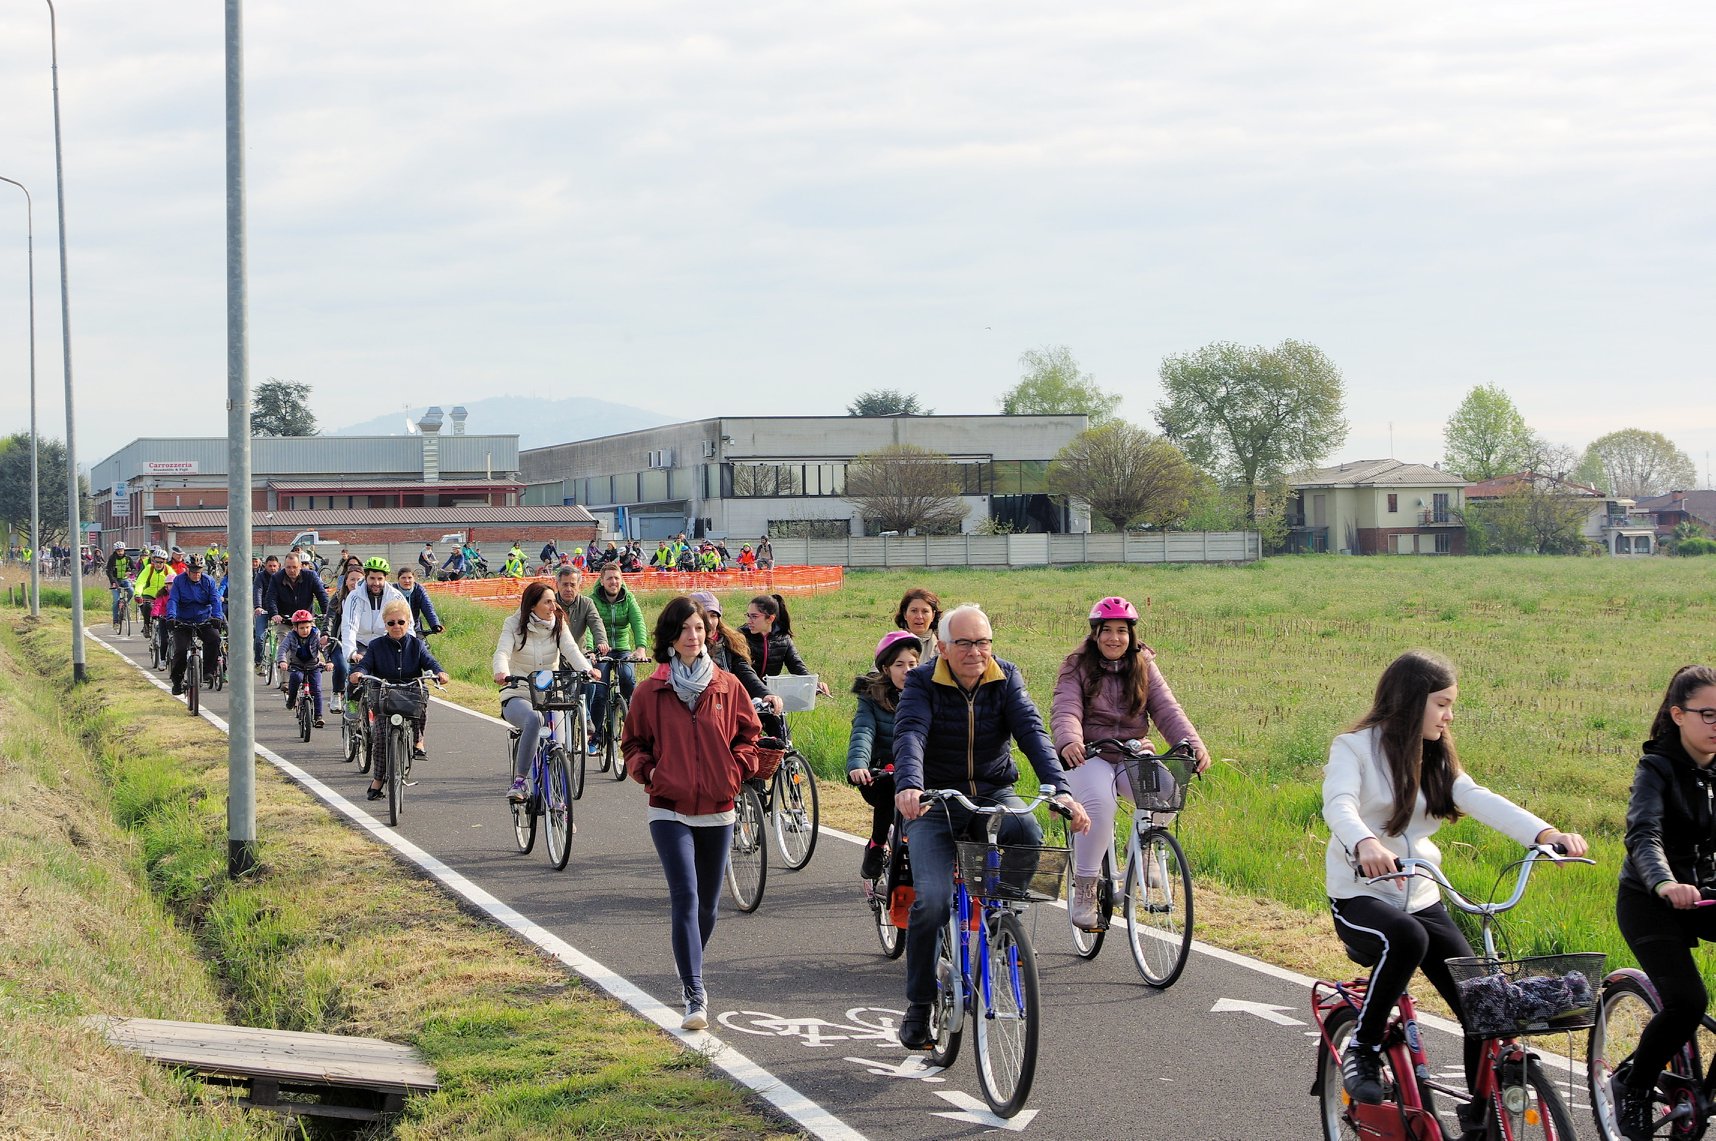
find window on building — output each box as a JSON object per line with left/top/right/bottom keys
{"left": 1434, "top": 532, "right": 1451, "bottom": 554}
{"left": 1387, "top": 493, "right": 1398, "bottom": 513}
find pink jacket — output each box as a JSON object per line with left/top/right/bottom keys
{"left": 1049, "top": 648, "right": 1203, "bottom": 759}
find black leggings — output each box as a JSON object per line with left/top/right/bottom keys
{"left": 1331, "top": 895, "right": 1482, "bottom": 1090}
{"left": 1617, "top": 886, "right": 1716, "bottom": 1092}
{"left": 852, "top": 771, "right": 895, "bottom": 844}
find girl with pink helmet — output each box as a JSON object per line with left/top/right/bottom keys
{"left": 845, "top": 630, "right": 924, "bottom": 879}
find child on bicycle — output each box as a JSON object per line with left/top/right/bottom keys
{"left": 846, "top": 631, "right": 922, "bottom": 880}
{"left": 1050, "top": 596, "right": 1209, "bottom": 931}
{"left": 278, "top": 609, "right": 333, "bottom": 728}
{"left": 1612, "top": 664, "right": 1716, "bottom": 1141}
{"left": 1323, "top": 649, "right": 1585, "bottom": 1113}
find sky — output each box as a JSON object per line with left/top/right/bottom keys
{"left": 0, "top": 1, "right": 1712, "bottom": 479}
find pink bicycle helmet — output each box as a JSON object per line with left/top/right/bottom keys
{"left": 1088, "top": 596, "right": 1139, "bottom": 623}
{"left": 290, "top": 609, "right": 314, "bottom": 624}
{"left": 874, "top": 630, "right": 924, "bottom": 670}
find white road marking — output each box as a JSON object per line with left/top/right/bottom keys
{"left": 931, "top": 1090, "right": 1039, "bottom": 1130}
{"left": 1212, "top": 998, "right": 1306, "bottom": 1026}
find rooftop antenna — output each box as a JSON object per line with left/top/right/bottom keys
{"left": 403, "top": 402, "right": 415, "bottom": 434}
{"left": 1389, "top": 422, "right": 1394, "bottom": 458}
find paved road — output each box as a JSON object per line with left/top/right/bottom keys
{"left": 91, "top": 626, "right": 1595, "bottom": 1140}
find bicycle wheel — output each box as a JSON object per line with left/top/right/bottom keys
{"left": 1317, "top": 1004, "right": 1398, "bottom": 1141}
{"left": 1588, "top": 972, "right": 1684, "bottom": 1141}
{"left": 770, "top": 751, "right": 820, "bottom": 870}
{"left": 725, "top": 783, "right": 767, "bottom": 912}
{"left": 544, "top": 745, "right": 574, "bottom": 871}
{"left": 186, "top": 653, "right": 200, "bottom": 716}
{"left": 1067, "top": 850, "right": 1112, "bottom": 960}
{"left": 387, "top": 723, "right": 408, "bottom": 827}
{"left": 265, "top": 644, "right": 276, "bottom": 687}
{"left": 1491, "top": 1056, "right": 1579, "bottom": 1140}
{"left": 608, "top": 693, "right": 628, "bottom": 780}
{"left": 356, "top": 712, "right": 373, "bottom": 775}
{"left": 512, "top": 762, "right": 538, "bottom": 855}
{"left": 974, "top": 909, "right": 1041, "bottom": 1117}
{"left": 873, "top": 828, "right": 905, "bottom": 960}
{"left": 1122, "top": 827, "right": 1193, "bottom": 988}
{"left": 298, "top": 688, "right": 313, "bottom": 741}
{"left": 926, "top": 908, "right": 964, "bottom": 1071}
{"left": 567, "top": 712, "right": 587, "bottom": 802}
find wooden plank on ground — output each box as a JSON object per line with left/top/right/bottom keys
{"left": 84, "top": 1016, "right": 439, "bottom": 1092}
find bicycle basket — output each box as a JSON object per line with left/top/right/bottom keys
{"left": 954, "top": 840, "right": 1072, "bottom": 904}
{"left": 752, "top": 744, "right": 785, "bottom": 781}
{"left": 1118, "top": 752, "right": 1192, "bottom": 814}
{"left": 1445, "top": 953, "right": 1606, "bottom": 1039}
{"left": 370, "top": 679, "right": 426, "bottom": 720}
{"left": 528, "top": 670, "right": 583, "bottom": 710}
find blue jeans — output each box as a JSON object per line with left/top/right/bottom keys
{"left": 253, "top": 612, "right": 269, "bottom": 660}
{"left": 287, "top": 664, "right": 325, "bottom": 717}
{"left": 648, "top": 818, "right": 733, "bottom": 998}
{"left": 901, "top": 788, "right": 1041, "bottom": 1007}
{"left": 591, "top": 659, "right": 636, "bottom": 740}
{"left": 331, "top": 650, "right": 349, "bottom": 700}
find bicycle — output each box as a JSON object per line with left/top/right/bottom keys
{"left": 364, "top": 675, "right": 434, "bottom": 828}
{"left": 1587, "top": 894, "right": 1716, "bottom": 1140}
{"left": 862, "top": 783, "right": 907, "bottom": 960}
{"left": 211, "top": 628, "right": 229, "bottom": 692}
{"left": 726, "top": 749, "right": 771, "bottom": 913}
{"left": 1065, "top": 737, "right": 1199, "bottom": 987}
{"left": 502, "top": 669, "right": 584, "bottom": 871}
{"left": 593, "top": 651, "right": 635, "bottom": 781}
{"left": 341, "top": 667, "right": 375, "bottom": 773}
{"left": 171, "top": 619, "right": 220, "bottom": 717}
{"left": 262, "top": 620, "right": 280, "bottom": 686}
{"left": 754, "top": 706, "right": 820, "bottom": 872}
{"left": 111, "top": 580, "right": 133, "bottom": 635}
{"left": 147, "top": 604, "right": 169, "bottom": 671}
{"left": 1311, "top": 845, "right": 1599, "bottom": 1141}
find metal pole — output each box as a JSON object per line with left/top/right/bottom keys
{"left": 0, "top": 176, "right": 38, "bottom": 616}
{"left": 45, "top": 1, "right": 85, "bottom": 678}
{"left": 225, "top": 0, "right": 256, "bottom": 878}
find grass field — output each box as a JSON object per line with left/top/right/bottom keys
{"left": 428, "top": 556, "right": 1714, "bottom": 978}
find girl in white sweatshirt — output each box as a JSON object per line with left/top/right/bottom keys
{"left": 493, "top": 581, "right": 592, "bottom": 803}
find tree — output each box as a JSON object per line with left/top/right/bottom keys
{"left": 1462, "top": 481, "right": 1594, "bottom": 555}
{"left": 730, "top": 463, "right": 801, "bottom": 497}
{"left": 1153, "top": 339, "right": 1347, "bottom": 521}
{"left": 847, "top": 389, "right": 933, "bottom": 416}
{"left": 1048, "top": 422, "right": 1199, "bottom": 531}
{"left": 842, "top": 444, "right": 968, "bottom": 535}
{"left": 0, "top": 432, "right": 92, "bottom": 546}
{"left": 251, "top": 378, "right": 318, "bottom": 436}
{"left": 999, "top": 345, "right": 1121, "bottom": 425}
{"left": 1441, "top": 385, "right": 1539, "bottom": 481}
{"left": 1577, "top": 429, "right": 1697, "bottom": 499}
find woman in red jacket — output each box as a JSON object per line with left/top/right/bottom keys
{"left": 622, "top": 595, "right": 762, "bottom": 1031}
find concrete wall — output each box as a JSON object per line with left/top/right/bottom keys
{"left": 757, "top": 531, "right": 1260, "bottom": 567}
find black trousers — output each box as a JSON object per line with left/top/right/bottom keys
{"left": 852, "top": 771, "right": 896, "bottom": 844}
{"left": 169, "top": 623, "right": 221, "bottom": 687}
{"left": 1617, "top": 885, "right": 1716, "bottom": 1091}
{"left": 1331, "top": 895, "right": 1482, "bottom": 1090}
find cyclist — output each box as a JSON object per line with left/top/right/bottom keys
{"left": 340, "top": 558, "right": 405, "bottom": 705}
{"left": 395, "top": 566, "right": 443, "bottom": 639}
{"left": 439, "top": 543, "right": 467, "bottom": 581}
{"left": 736, "top": 544, "right": 757, "bottom": 572}
{"left": 278, "top": 609, "right": 332, "bottom": 728}
{"left": 1323, "top": 649, "right": 1586, "bottom": 1110}
{"left": 688, "top": 591, "right": 780, "bottom": 716}
{"left": 133, "top": 548, "right": 172, "bottom": 643}
{"left": 491, "top": 581, "right": 592, "bottom": 804}
{"left": 893, "top": 587, "right": 942, "bottom": 669}
{"left": 1051, "top": 596, "right": 1209, "bottom": 931}
{"left": 756, "top": 536, "right": 773, "bottom": 569}
{"left": 1611, "top": 664, "right": 1716, "bottom": 1141}
{"left": 352, "top": 598, "right": 449, "bottom": 801}
{"left": 104, "top": 541, "right": 134, "bottom": 626}
{"left": 250, "top": 552, "right": 281, "bottom": 668}
{"left": 589, "top": 562, "right": 648, "bottom": 756}
{"left": 847, "top": 631, "right": 921, "bottom": 880}
{"left": 650, "top": 541, "right": 673, "bottom": 572}
{"left": 417, "top": 542, "right": 435, "bottom": 579}
{"left": 165, "top": 554, "right": 224, "bottom": 697}
{"left": 266, "top": 552, "right": 330, "bottom": 625}
{"left": 621, "top": 594, "right": 763, "bottom": 1031}
{"left": 503, "top": 541, "right": 527, "bottom": 579}
{"left": 168, "top": 547, "right": 187, "bottom": 574}
{"left": 890, "top": 603, "right": 1090, "bottom": 1050}
{"left": 326, "top": 566, "right": 365, "bottom": 712}
{"left": 553, "top": 563, "right": 607, "bottom": 655}
{"left": 742, "top": 593, "right": 832, "bottom": 700}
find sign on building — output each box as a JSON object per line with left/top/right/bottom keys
{"left": 112, "top": 480, "right": 130, "bottom": 518}
{"left": 143, "top": 461, "right": 200, "bottom": 475}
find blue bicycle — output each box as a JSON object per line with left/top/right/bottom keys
{"left": 917, "top": 787, "right": 1073, "bottom": 1119}
{"left": 503, "top": 669, "right": 587, "bottom": 871}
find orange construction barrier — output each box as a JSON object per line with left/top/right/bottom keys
{"left": 428, "top": 566, "right": 843, "bottom": 607}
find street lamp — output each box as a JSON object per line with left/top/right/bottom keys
{"left": 0, "top": 175, "right": 39, "bottom": 617}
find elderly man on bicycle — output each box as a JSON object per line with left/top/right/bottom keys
{"left": 890, "top": 603, "right": 1090, "bottom": 1051}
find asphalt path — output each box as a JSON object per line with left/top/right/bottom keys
{"left": 90, "top": 625, "right": 1596, "bottom": 1140}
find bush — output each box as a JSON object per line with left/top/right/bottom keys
{"left": 1674, "top": 536, "right": 1716, "bottom": 557}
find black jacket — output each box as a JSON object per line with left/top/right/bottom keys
{"left": 709, "top": 638, "right": 767, "bottom": 702}
{"left": 267, "top": 569, "right": 330, "bottom": 620}
{"left": 1622, "top": 740, "right": 1716, "bottom": 897}
{"left": 744, "top": 629, "right": 811, "bottom": 678}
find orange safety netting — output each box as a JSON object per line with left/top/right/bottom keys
{"left": 427, "top": 565, "right": 844, "bottom": 606}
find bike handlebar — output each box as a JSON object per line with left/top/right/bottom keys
{"left": 1084, "top": 736, "right": 1198, "bottom": 763}
{"left": 1361, "top": 844, "right": 1594, "bottom": 917}
{"left": 920, "top": 786, "right": 1074, "bottom": 821}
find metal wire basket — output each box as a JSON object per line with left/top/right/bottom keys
{"left": 1445, "top": 952, "right": 1606, "bottom": 1039}
{"left": 1117, "top": 752, "right": 1192, "bottom": 814}
{"left": 528, "top": 670, "right": 584, "bottom": 711}
{"left": 954, "top": 840, "right": 1072, "bottom": 904}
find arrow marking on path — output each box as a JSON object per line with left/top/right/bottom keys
{"left": 931, "top": 1090, "right": 1038, "bottom": 1130}
{"left": 845, "top": 1055, "right": 946, "bottom": 1082}
{"left": 1211, "top": 998, "right": 1305, "bottom": 1026}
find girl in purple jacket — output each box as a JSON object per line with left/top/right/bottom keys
{"left": 1050, "top": 596, "right": 1211, "bottom": 931}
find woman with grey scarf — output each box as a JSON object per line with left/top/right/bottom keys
{"left": 621, "top": 595, "right": 762, "bottom": 1030}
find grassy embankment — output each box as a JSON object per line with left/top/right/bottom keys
{"left": 0, "top": 605, "right": 795, "bottom": 1139}
{"left": 428, "top": 556, "right": 1714, "bottom": 988}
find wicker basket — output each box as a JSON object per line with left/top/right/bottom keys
{"left": 1445, "top": 952, "right": 1606, "bottom": 1039}
{"left": 954, "top": 840, "right": 1072, "bottom": 903}
{"left": 753, "top": 745, "right": 785, "bottom": 782}
{"left": 1118, "top": 752, "right": 1192, "bottom": 814}
{"left": 528, "top": 670, "right": 584, "bottom": 711}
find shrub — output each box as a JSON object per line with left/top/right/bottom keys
{"left": 1674, "top": 536, "right": 1716, "bottom": 557}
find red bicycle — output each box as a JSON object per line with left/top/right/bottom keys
{"left": 1312, "top": 845, "right": 1599, "bottom": 1140}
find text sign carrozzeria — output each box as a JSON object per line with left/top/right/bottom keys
{"left": 143, "top": 461, "right": 199, "bottom": 475}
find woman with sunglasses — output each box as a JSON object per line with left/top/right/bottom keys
{"left": 351, "top": 599, "right": 450, "bottom": 801}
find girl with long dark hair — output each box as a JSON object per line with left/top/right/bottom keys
{"left": 492, "top": 580, "right": 592, "bottom": 804}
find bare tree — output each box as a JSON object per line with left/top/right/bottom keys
{"left": 1048, "top": 422, "right": 1199, "bottom": 531}
{"left": 842, "top": 445, "right": 968, "bottom": 535}
{"left": 731, "top": 464, "right": 801, "bottom": 497}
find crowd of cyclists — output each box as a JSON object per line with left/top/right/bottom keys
{"left": 94, "top": 532, "right": 1716, "bottom": 1139}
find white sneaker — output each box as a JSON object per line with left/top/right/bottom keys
{"left": 681, "top": 985, "right": 708, "bottom": 1030}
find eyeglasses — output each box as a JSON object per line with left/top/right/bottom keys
{"left": 384, "top": 619, "right": 411, "bottom": 627}
{"left": 950, "top": 638, "right": 994, "bottom": 652}
{"left": 1683, "top": 707, "right": 1716, "bottom": 726}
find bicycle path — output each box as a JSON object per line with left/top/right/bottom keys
{"left": 89, "top": 626, "right": 1595, "bottom": 1140}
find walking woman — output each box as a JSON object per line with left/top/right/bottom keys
{"left": 622, "top": 596, "right": 762, "bottom": 1030}
{"left": 1611, "top": 665, "right": 1716, "bottom": 1141}
{"left": 492, "top": 581, "right": 593, "bottom": 804}
{"left": 1323, "top": 649, "right": 1585, "bottom": 1115}
{"left": 846, "top": 631, "right": 921, "bottom": 879}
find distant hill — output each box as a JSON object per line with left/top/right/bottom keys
{"left": 329, "top": 395, "right": 670, "bottom": 450}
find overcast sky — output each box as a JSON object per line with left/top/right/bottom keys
{"left": 0, "top": 1, "right": 1712, "bottom": 478}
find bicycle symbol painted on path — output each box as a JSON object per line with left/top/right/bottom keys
{"left": 715, "top": 1007, "right": 948, "bottom": 1083}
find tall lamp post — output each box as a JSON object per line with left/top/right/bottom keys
{"left": 45, "top": 0, "right": 87, "bottom": 680}
{"left": 0, "top": 175, "right": 39, "bottom": 617}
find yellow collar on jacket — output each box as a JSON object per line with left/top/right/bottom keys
{"left": 931, "top": 655, "right": 1004, "bottom": 688}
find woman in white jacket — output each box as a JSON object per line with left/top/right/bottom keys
{"left": 493, "top": 581, "right": 593, "bottom": 803}
{"left": 1323, "top": 649, "right": 1586, "bottom": 1112}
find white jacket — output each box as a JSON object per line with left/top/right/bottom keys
{"left": 1323, "top": 726, "right": 1549, "bottom": 911}
{"left": 340, "top": 584, "right": 406, "bottom": 662}
{"left": 492, "top": 612, "right": 593, "bottom": 701}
